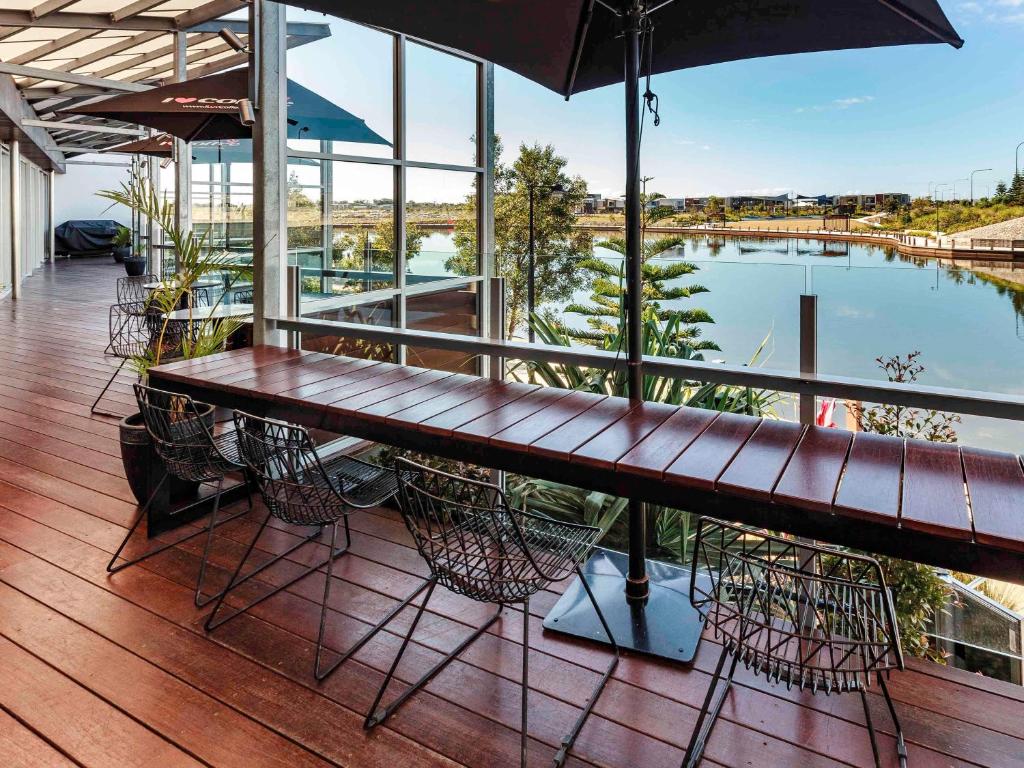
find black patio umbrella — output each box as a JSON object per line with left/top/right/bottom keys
{"left": 257, "top": 0, "right": 964, "bottom": 660}
{"left": 71, "top": 67, "right": 389, "bottom": 146}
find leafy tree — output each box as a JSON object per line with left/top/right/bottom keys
{"left": 287, "top": 170, "right": 317, "bottom": 209}
{"left": 449, "top": 138, "right": 592, "bottom": 338}
{"left": 994, "top": 181, "right": 1008, "bottom": 203}
{"left": 704, "top": 195, "right": 723, "bottom": 215}
{"left": 856, "top": 351, "right": 960, "bottom": 442}
{"left": 564, "top": 236, "right": 718, "bottom": 349}
{"left": 334, "top": 220, "right": 425, "bottom": 271}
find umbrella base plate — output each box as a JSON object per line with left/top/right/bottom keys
{"left": 543, "top": 548, "right": 707, "bottom": 664}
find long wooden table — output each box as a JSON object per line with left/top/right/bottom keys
{"left": 150, "top": 345, "right": 1024, "bottom": 583}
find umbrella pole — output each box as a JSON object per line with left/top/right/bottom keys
{"left": 623, "top": 1, "right": 648, "bottom": 603}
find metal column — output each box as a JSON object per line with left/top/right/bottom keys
{"left": 47, "top": 169, "right": 55, "bottom": 262}
{"left": 10, "top": 139, "right": 20, "bottom": 299}
{"left": 800, "top": 294, "right": 818, "bottom": 425}
{"left": 392, "top": 35, "right": 407, "bottom": 364}
{"left": 252, "top": 0, "right": 288, "bottom": 347}
{"left": 477, "top": 60, "right": 496, "bottom": 371}
{"left": 173, "top": 31, "right": 191, "bottom": 265}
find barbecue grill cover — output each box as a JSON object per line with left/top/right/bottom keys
{"left": 55, "top": 220, "right": 122, "bottom": 256}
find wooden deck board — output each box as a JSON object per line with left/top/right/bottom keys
{"left": 0, "top": 258, "right": 1021, "bottom": 768}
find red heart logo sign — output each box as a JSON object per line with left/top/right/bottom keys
{"left": 174, "top": 97, "right": 197, "bottom": 104}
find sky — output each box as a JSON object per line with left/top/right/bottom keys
{"left": 283, "top": 2, "right": 1024, "bottom": 201}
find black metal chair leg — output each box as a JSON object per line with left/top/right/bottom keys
{"left": 194, "top": 476, "right": 253, "bottom": 607}
{"left": 364, "top": 579, "right": 503, "bottom": 730}
{"left": 552, "top": 564, "right": 620, "bottom": 768}
{"left": 878, "top": 673, "right": 908, "bottom": 768}
{"left": 682, "top": 644, "right": 738, "bottom": 768}
{"left": 91, "top": 358, "right": 126, "bottom": 416}
{"left": 859, "top": 683, "right": 882, "bottom": 768}
{"left": 521, "top": 595, "right": 530, "bottom": 768}
{"left": 203, "top": 513, "right": 344, "bottom": 633}
{"left": 314, "top": 573, "right": 433, "bottom": 683}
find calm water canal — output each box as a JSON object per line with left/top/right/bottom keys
{"left": 413, "top": 232, "right": 1024, "bottom": 452}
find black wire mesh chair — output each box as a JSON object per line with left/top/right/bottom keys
{"left": 233, "top": 287, "right": 253, "bottom": 304}
{"left": 685, "top": 518, "right": 906, "bottom": 768}
{"left": 116, "top": 274, "right": 157, "bottom": 306}
{"left": 205, "top": 411, "right": 405, "bottom": 681}
{"left": 91, "top": 301, "right": 155, "bottom": 416}
{"left": 109, "top": 385, "right": 253, "bottom": 607}
{"left": 368, "top": 458, "right": 619, "bottom": 768}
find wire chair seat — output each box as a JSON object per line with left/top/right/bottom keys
{"left": 116, "top": 274, "right": 157, "bottom": 305}
{"left": 683, "top": 517, "right": 907, "bottom": 768}
{"left": 691, "top": 518, "right": 902, "bottom": 695}
{"left": 396, "top": 458, "right": 602, "bottom": 604}
{"left": 137, "top": 385, "right": 245, "bottom": 483}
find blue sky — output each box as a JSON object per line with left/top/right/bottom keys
{"left": 287, "top": 2, "right": 1024, "bottom": 200}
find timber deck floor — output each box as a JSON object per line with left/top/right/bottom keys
{"left": 1, "top": 257, "right": 1023, "bottom": 768}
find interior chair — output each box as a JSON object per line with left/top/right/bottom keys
{"left": 206, "top": 411, "right": 407, "bottom": 680}
{"left": 685, "top": 517, "right": 906, "bottom": 768}
{"left": 368, "top": 458, "right": 620, "bottom": 768}
{"left": 110, "top": 384, "right": 253, "bottom": 608}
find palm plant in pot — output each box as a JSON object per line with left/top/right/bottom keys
{"left": 98, "top": 177, "right": 252, "bottom": 507}
{"left": 111, "top": 225, "right": 132, "bottom": 263}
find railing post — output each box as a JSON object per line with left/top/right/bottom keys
{"left": 799, "top": 293, "right": 817, "bottom": 425}
{"left": 286, "top": 265, "right": 300, "bottom": 349}
{"left": 10, "top": 139, "right": 20, "bottom": 299}
{"left": 488, "top": 276, "right": 506, "bottom": 490}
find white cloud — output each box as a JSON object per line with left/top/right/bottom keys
{"left": 796, "top": 96, "right": 874, "bottom": 114}
{"left": 957, "top": 0, "right": 1024, "bottom": 22}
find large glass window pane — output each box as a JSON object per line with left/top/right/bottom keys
{"left": 286, "top": 158, "right": 325, "bottom": 269}
{"left": 285, "top": 10, "right": 394, "bottom": 159}
{"left": 329, "top": 161, "right": 395, "bottom": 290}
{"left": 406, "top": 41, "right": 476, "bottom": 166}
{"left": 406, "top": 168, "right": 477, "bottom": 281}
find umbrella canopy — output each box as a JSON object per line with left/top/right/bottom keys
{"left": 72, "top": 67, "right": 389, "bottom": 145}
{"left": 278, "top": 1, "right": 962, "bottom": 97}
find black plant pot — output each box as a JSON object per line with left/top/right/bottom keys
{"left": 119, "top": 406, "right": 214, "bottom": 512}
{"left": 113, "top": 245, "right": 130, "bottom": 263}
{"left": 124, "top": 256, "right": 147, "bottom": 277}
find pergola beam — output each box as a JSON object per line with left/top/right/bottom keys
{"left": 0, "top": 11, "right": 175, "bottom": 31}
{"left": 111, "top": 0, "right": 166, "bottom": 22}
{"left": 16, "top": 30, "right": 165, "bottom": 89}
{"left": 174, "top": 0, "right": 247, "bottom": 30}
{"left": 22, "top": 118, "right": 145, "bottom": 137}
{"left": 30, "top": 0, "right": 79, "bottom": 21}
{"left": 0, "top": 62, "right": 150, "bottom": 92}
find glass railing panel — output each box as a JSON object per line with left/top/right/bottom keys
{"left": 813, "top": 262, "right": 1024, "bottom": 451}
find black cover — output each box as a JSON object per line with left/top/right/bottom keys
{"left": 269, "top": 0, "right": 962, "bottom": 97}
{"left": 54, "top": 220, "right": 122, "bottom": 257}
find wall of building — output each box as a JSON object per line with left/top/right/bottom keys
{"left": 53, "top": 157, "right": 133, "bottom": 227}
{"left": 0, "top": 142, "right": 53, "bottom": 294}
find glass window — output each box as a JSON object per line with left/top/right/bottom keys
{"left": 406, "top": 168, "right": 477, "bottom": 281}
{"left": 286, "top": 10, "right": 394, "bottom": 159}
{"left": 329, "top": 161, "right": 395, "bottom": 289}
{"left": 406, "top": 41, "right": 476, "bottom": 166}
{"left": 301, "top": 298, "right": 396, "bottom": 362}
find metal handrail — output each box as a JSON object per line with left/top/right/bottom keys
{"left": 270, "top": 315, "right": 1024, "bottom": 422}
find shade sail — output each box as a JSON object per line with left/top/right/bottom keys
{"left": 275, "top": 0, "right": 962, "bottom": 96}
{"left": 72, "top": 67, "right": 389, "bottom": 145}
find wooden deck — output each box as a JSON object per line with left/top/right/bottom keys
{"left": 1, "top": 257, "right": 1023, "bottom": 767}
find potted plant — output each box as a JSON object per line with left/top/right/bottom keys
{"left": 98, "top": 177, "right": 252, "bottom": 510}
{"left": 111, "top": 225, "right": 132, "bottom": 263}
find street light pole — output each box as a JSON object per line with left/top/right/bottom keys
{"left": 927, "top": 180, "right": 935, "bottom": 200}
{"left": 952, "top": 178, "right": 968, "bottom": 203}
{"left": 1016, "top": 141, "right": 1024, "bottom": 178}
{"left": 970, "top": 168, "right": 992, "bottom": 204}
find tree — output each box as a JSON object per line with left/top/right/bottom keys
{"left": 449, "top": 139, "right": 592, "bottom": 338}
{"left": 994, "top": 181, "right": 1008, "bottom": 203}
{"left": 704, "top": 195, "right": 723, "bottom": 216}
{"left": 287, "top": 170, "right": 316, "bottom": 209}
{"left": 563, "top": 236, "right": 718, "bottom": 349}
{"left": 334, "top": 220, "right": 425, "bottom": 273}
{"left": 1010, "top": 172, "right": 1024, "bottom": 205}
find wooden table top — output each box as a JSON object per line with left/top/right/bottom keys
{"left": 150, "top": 345, "right": 1024, "bottom": 583}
